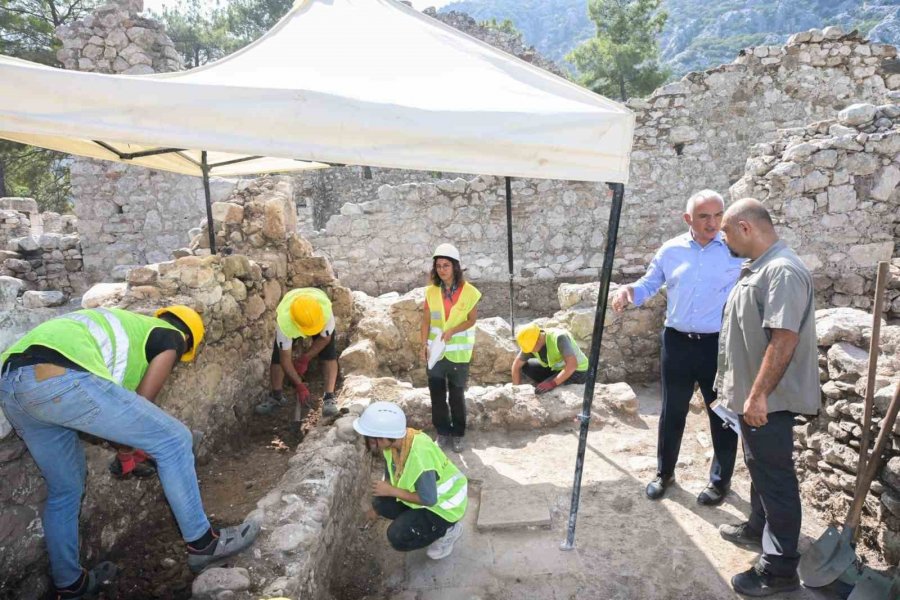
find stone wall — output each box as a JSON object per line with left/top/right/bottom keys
{"left": 796, "top": 308, "right": 900, "bottom": 563}
{"left": 731, "top": 102, "right": 900, "bottom": 317}
{"left": 0, "top": 184, "right": 351, "bottom": 597}
{"left": 54, "top": 0, "right": 227, "bottom": 283}
{"left": 302, "top": 27, "right": 899, "bottom": 316}
{"left": 0, "top": 198, "right": 85, "bottom": 304}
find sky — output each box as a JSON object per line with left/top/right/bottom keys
{"left": 142, "top": 0, "right": 454, "bottom": 16}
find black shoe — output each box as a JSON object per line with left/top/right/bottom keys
{"left": 645, "top": 474, "right": 674, "bottom": 500}
{"left": 731, "top": 565, "right": 799, "bottom": 597}
{"left": 55, "top": 562, "right": 118, "bottom": 599}
{"left": 697, "top": 483, "right": 729, "bottom": 506}
{"left": 719, "top": 521, "right": 763, "bottom": 551}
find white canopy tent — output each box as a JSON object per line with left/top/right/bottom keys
{"left": 0, "top": 0, "right": 635, "bottom": 548}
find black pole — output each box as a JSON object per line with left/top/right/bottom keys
{"left": 505, "top": 176, "right": 516, "bottom": 337}
{"left": 201, "top": 151, "right": 217, "bottom": 254}
{"left": 561, "top": 181, "right": 625, "bottom": 550}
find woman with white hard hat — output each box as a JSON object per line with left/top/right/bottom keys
{"left": 419, "top": 243, "right": 481, "bottom": 453}
{"left": 354, "top": 402, "right": 467, "bottom": 560}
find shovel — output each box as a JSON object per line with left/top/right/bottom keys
{"left": 847, "top": 569, "right": 898, "bottom": 600}
{"left": 799, "top": 261, "right": 890, "bottom": 589}
{"left": 799, "top": 380, "right": 900, "bottom": 588}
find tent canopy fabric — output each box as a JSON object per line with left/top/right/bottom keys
{"left": 0, "top": 0, "right": 634, "bottom": 182}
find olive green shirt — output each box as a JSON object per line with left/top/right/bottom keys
{"left": 715, "top": 240, "right": 820, "bottom": 416}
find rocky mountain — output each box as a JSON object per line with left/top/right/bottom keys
{"left": 439, "top": 0, "right": 900, "bottom": 76}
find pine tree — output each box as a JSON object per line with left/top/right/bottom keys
{"left": 567, "top": 0, "right": 670, "bottom": 101}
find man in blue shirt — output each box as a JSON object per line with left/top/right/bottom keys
{"left": 612, "top": 190, "right": 743, "bottom": 504}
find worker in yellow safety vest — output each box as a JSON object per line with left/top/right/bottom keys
{"left": 0, "top": 306, "right": 259, "bottom": 598}
{"left": 512, "top": 322, "right": 590, "bottom": 394}
{"left": 256, "top": 287, "right": 339, "bottom": 420}
{"left": 419, "top": 243, "right": 481, "bottom": 453}
{"left": 354, "top": 401, "right": 467, "bottom": 560}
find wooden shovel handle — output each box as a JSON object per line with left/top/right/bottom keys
{"left": 847, "top": 380, "right": 900, "bottom": 531}
{"left": 858, "top": 261, "right": 890, "bottom": 478}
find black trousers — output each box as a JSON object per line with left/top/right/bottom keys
{"left": 658, "top": 328, "right": 737, "bottom": 489}
{"left": 741, "top": 411, "right": 801, "bottom": 576}
{"left": 427, "top": 358, "right": 469, "bottom": 437}
{"left": 521, "top": 359, "right": 588, "bottom": 385}
{"left": 372, "top": 495, "right": 451, "bottom": 551}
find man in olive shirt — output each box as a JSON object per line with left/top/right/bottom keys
{"left": 716, "top": 198, "right": 820, "bottom": 597}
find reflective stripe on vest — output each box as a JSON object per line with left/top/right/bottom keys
{"left": 425, "top": 283, "right": 481, "bottom": 364}
{"left": 533, "top": 330, "right": 589, "bottom": 373}
{"left": 386, "top": 433, "right": 467, "bottom": 522}
{"left": 63, "top": 308, "right": 130, "bottom": 385}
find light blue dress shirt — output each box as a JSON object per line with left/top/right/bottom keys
{"left": 631, "top": 231, "right": 743, "bottom": 334}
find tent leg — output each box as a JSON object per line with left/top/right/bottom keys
{"left": 561, "top": 182, "right": 625, "bottom": 551}
{"left": 505, "top": 176, "right": 516, "bottom": 337}
{"left": 201, "top": 151, "right": 216, "bottom": 254}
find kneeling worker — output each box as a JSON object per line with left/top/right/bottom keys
{"left": 256, "top": 287, "right": 339, "bottom": 418}
{"left": 354, "top": 402, "right": 467, "bottom": 560}
{"left": 0, "top": 306, "right": 259, "bottom": 599}
{"left": 512, "top": 323, "right": 589, "bottom": 394}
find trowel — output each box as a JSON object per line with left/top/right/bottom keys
{"left": 847, "top": 569, "right": 897, "bottom": 600}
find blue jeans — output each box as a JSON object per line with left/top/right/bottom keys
{"left": 0, "top": 365, "right": 210, "bottom": 588}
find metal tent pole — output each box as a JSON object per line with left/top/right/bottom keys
{"left": 561, "top": 181, "right": 625, "bottom": 550}
{"left": 201, "top": 151, "right": 217, "bottom": 254}
{"left": 505, "top": 176, "right": 516, "bottom": 336}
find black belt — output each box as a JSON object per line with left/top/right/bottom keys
{"left": 667, "top": 327, "right": 718, "bottom": 340}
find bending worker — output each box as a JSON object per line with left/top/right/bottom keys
{"left": 354, "top": 401, "right": 467, "bottom": 560}
{"left": 512, "top": 323, "right": 589, "bottom": 393}
{"left": 420, "top": 243, "right": 481, "bottom": 453}
{"left": 256, "top": 287, "right": 339, "bottom": 418}
{"left": 0, "top": 306, "right": 259, "bottom": 599}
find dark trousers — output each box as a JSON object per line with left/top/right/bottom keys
{"left": 741, "top": 411, "right": 801, "bottom": 576}
{"left": 658, "top": 328, "right": 737, "bottom": 489}
{"left": 521, "top": 359, "right": 588, "bottom": 386}
{"left": 372, "top": 495, "right": 451, "bottom": 551}
{"left": 427, "top": 358, "right": 469, "bottom": 437}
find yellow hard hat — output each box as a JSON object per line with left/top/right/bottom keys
{"left": 516, "top": 323, "right": 541, "bottom": 353}
{"left": 290, "top": 295, "right": 326, "bottom": 336}
{"left": 155, "top": 305, "right": 205, "bottom": 362}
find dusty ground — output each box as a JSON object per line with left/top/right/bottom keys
{"left": 332, "top": 383, "right": 895, "bottom": 600}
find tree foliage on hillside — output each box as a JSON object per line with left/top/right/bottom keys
{"left": 0, "top": 0, "right": 100, "bottom": 211}
{"left": 567, "top": 0, "right": 670, "bottom": 101}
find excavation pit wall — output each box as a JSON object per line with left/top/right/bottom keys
{"left": 0, "top": 181, "right": 353, "bottom": 598}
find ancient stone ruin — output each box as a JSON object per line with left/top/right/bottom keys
{"left": 0, "top": 2, "right": 898, "bottom": 599}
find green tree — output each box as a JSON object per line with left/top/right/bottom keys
{"left": 153, "top": 0, "right": 231, "bottom": 68}
{"left": 566, "top": 0, "right": 669, "bottom": 101}
{"left": 0, "top": 0, "right": 97, "bottom": 210}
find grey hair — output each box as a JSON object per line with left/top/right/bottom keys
{"left": 685, "top": 189, "right": 725, "bottom": 213}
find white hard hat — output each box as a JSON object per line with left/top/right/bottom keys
{"left": 353, "top": 401, "right": 407, "bottom": 439}
{"left": 433, "top": 243, "right": 461, "bottom": 263}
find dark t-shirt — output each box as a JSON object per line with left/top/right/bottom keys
{"left": 4, "top": 326, "right": 185, "bottom": 374}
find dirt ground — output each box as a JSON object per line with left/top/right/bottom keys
{"left": 330, "top": 383, "right": 896, "bottom": 600}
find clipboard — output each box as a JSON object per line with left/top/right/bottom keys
{"left": 427, "top": 337, "right": 446, "bottom": 370}
{"left": 711, "top": 399, "right": 742, "bottom": 437}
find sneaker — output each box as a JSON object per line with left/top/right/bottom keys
{"left": 254, "top": 394, "right": 285, "bottom": 415}
{"left": 719, "top": 521, "right": 763, "bottom": 551}
{"left": 321, "top": 394, "right": 339, "bottom": 418}
{"left": 55, "top": 562, "right": 118, "bottom": 599}
{"left": 645, "top": 474, "right": 674, "bottom": 500}
{"left": 731, "top": 565, "right": 799, "bottom": 596}
{"left": 187, "top": 520, "right": 261, "bottom": 574}
{"left": 426, "top": 522, "right": 463, "bottom": 560}
{"left": 436, "top": 434, "right": 450, "bottom": 449}
{"left": 451, "top": 436, "right": 464, "bottom": 453}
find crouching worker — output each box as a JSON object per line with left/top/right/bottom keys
{"left": 512, "top": 323, "right": 589, "bottom": 394}
{"left": 354, "top": 402, "right": 467, "bottom": 560}
{"left": 0, "top": 306, "right": 260, "bottom": 599}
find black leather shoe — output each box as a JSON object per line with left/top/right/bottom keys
{"left": 697, "top": 483, "right": 729, "bottom": 506}
{"left": 719, "top": 521, "right": 763, "bottom": 551}
{"left": 645, "top": 474, "right": 674, "bottom": 500}
{"left": 731, "top": 565, "right": 799, "bottom": 597}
